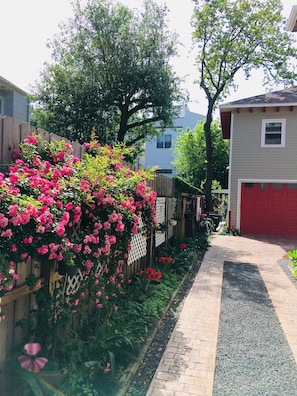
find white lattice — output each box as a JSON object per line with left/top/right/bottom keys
{"left": 128, "top": 217, "right": 147, "bottom": 265}
{"left": 155, "top": 231, "right": 165, "bottom": 247}
{"left": 65, "top": 269, "right": 84, "bottom": 295}
{"left": 156, "top": 197, "right": 165, "bottom": 224}
{"left": 65, "top": 260, "right": 105, "bottom": 295}
{"left": 155, "top": 197, "right": 166, "bottom": 247}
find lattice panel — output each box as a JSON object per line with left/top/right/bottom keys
{"left": 65, "top": 270, "right": 84, "bottom": 295}
{"left": 155, "top": 231, "right": 165, "bottom": 247}
{"left": 65, "top": 261, "right": 105, "bottom": 295}
{"left": 155, "top": 197, "right": 166, "bottom": 247}
{"left": 128, "top": 217, "right": 147, "bottom": 265}
{"left": 156, "top": 197, "right": 165, "bottom": 224}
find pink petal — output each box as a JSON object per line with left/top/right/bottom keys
{"left": 35, "top": 357, "right": 48, "bottom": 371}
{"left": 18, "top": 355, "right": 32, "bottom": 370}
{"left": 24, "top": 343, "right": 41, "bottom": 356}
{"left": 28, "top": 360, "right": 42, "bottom": 373}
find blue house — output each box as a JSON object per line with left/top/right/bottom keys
{"left": 0, "top": 76, "right": 30, "bottom": 122}
{"left": 144, "top": 105, "right": 205, "bottom": 177}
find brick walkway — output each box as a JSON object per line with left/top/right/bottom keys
{"left": 146, "top": 235, "right": 297, "bottom": 396}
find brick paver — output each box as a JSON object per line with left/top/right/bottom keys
{"left": 146, "top": 235, "right": 297, "bottom": 396}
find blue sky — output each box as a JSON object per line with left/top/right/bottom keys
{"left": 0, "top": 0, "right": 295, "bottom": 116}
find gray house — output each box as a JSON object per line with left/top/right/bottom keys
{"left": 0, "top": 76, "right": 29, "bottom": 122}
{"left": 144, "top": 105, "right": 205, "bottom": 177}
{"left": 220, "top": 87, "right": 297, "bottom": 237}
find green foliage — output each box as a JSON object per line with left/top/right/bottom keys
{"left": 288, "top": 250, "right": 297, "bottom": 276}
{"left": 192, "top": 0, "right": 297, "bottom": 101}
{"left": 31, "top": 0, "right": 184, "bottom": 147}
{"left": 172, "top": 120, "right": 229, "bottom": 189}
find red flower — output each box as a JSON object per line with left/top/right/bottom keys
{"left": 155, "top": 270, "right": 162, "bottom": 280}
{"left": 179, "top": 243, "right": 187, "bottom": 249}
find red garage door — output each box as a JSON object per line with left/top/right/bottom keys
{"left": 240, "top": 182, "right": 297, "bottom": 237}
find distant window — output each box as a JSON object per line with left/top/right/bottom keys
{"left": 164, "top": 134, "right": 172, "bottom": 148}
{"left": 261, "top": 119, "right": 285, "bottom": 147}
{"left": 259, "top": 183, "right": 268, "bottom": 189}
{"left": 244, "top": 183, "right": 254, "bottom": 188}
{"left": 157, "top": 135, "right": 163, "bottom": 148}
{"left": 157, "top": 134, "right": 172, "bottom": 149}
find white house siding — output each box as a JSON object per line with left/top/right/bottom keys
{"left": 228, "top": 107, "right": 297, "bottom": 229}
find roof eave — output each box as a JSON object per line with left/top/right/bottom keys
{"left": 0, "top": 75, "right": 28, "bottom": 97}
{"left": 219, "top": 102, "right": 297, "bottom": 111}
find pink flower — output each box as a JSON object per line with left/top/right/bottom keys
{"left": 108, "top": 211, "right": 118, "bottom": 223}
{"left": 1, "top": 229, "right": 13, "bottom": 238}
{"left": 9, "top": 173, "right": 19, "bottom": 184}
{"left": 56, "top": 223, "right": 65, "bottom": 236}
{"left": 103, "top": 221, "right": 111, "bottom": 230}
{"left": 115, "top": 222, "right": 125, "bottom": 232}
{"left": 65, "top": 202, "right": 73, "bottom": 211}
{"left": 0, "top": 214, "right": 8, "bottom": 228}
{"left": 8, "top": 204, "right": 18, "bottom": 217}
{"left": 37, "top": 245, "right": 49, "bottom": 255}
{"left": 24, "top": 135, "right": 38, "bottom": 145}
{"left": 18, "top": 343, "right": 48, "bottom": 373}
{"left": 23, "top": 236, "right": 33, "bottom": 244}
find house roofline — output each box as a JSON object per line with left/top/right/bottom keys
{"left": 219, "top": 102, "right": 297, "bottom": 111}
{"left": 0, "top": 75, "right": 28, "bottom": 97}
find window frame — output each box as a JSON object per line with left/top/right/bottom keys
{"left": 156, "top": 133, "right": 172, "bottom": 149}
{"left": 261, "top": 118, "right": 286, "bottom": 148}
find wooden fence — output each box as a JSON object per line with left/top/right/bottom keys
{"left": 0, "top": 116, "right": 201, "bottom": 376}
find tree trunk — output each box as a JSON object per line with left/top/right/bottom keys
{"left": 203, "top": 107, "right": 213, "bottom": 212}
{"left": 118, "top": 106, "right": 129, "bottom": 143}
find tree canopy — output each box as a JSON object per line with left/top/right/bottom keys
{"left": 172, "top": 120, "right": 229, "bottom": 189}
{"left": 192, "top": 0, "right": 297, "bottom": 211}
{"left": 31, "top": 0, "right": 184, "bottom": 147}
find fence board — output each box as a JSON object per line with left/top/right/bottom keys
{"left": 37, "top": 128, "right": 50, "bottom": 142}
{"left": 21, "top": 122, "right": 36, "bottom": 142}
{"left": 2, "top": 116, "right": 21, "bottom": 164}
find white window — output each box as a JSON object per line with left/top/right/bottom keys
{"left": 156, "top": 134, "right": 172, "bottom": 149}
{"left": 261, "top": 119, "right": 286, "bottom": 147}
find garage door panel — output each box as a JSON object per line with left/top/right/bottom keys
{"left": 241, "top": 182, "right": 297, "bottom": 237}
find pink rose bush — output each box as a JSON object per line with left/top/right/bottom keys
{"left": 0, "top": 135, "right": 157, "bottom": 313}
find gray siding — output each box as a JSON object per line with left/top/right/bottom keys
{"left": 0, "top": 90, "right": 29, "bottom": 122}
{"left": 229, "top": 107, "right": 297, "bottom": 228}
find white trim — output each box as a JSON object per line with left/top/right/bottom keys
{"left": 237, "top": 179, "right": 297, "bottom": 230}
{"left": 286, "top": 6, "right": 297, "bottom": 31}
{"left": 261, "top": 118, "right": 286, "bottom": 148}
{"left": 220, "top": 102, "right": 297, "bottom": 111}
{"left": 227, "top": 113, "right": 234, "bottom": 217}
